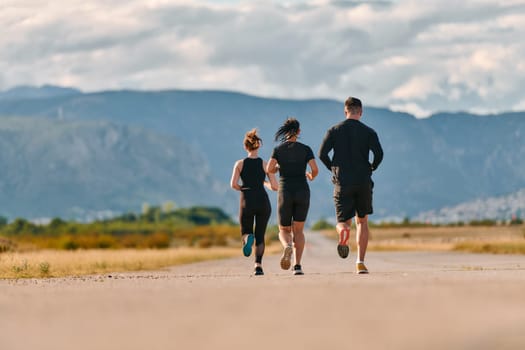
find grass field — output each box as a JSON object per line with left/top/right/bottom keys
{"left": 320, "top": 224, "right": 525, "bottom": 253}
{"left": 2, "top": 225, "right": 524, "bottom": 279}
{"left": 0, "top": 243, "right": 283, "bottom": 279}
{"left": 0, "top": 247, "right": 241, "bottom": 279}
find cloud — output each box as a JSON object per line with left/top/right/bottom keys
{"left": 1, "top": 0, "right": 525, "bottom": 117}
{"left": 389, "top": 102, "right": 433, "bottom": 118}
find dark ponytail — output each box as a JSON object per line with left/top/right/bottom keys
{"left": 275, "top": 117, "right": 300, "bottom": 143}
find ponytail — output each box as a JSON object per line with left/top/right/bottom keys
{"left": 275, "top": 117, "right": 300, "bottom": 143}
{"left": 244, "top": 128, "right": 262, "bottom": 151}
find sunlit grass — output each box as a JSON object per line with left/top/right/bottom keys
{"left": 0, "top": 247, "right": 240, "bottom": 279}
{"left": 318, "top": 225, "right": 525, "bottom": 253}
{"left": 0, "top": 242, "right": 283, "bottom": 279}
{"left": 453, "top": 241, "right": 525, "bottom": 255}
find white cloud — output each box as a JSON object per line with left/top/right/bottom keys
{"left": 391, "top": 75, "right": 443, "bottom": 101}
{"left": 389, "top": 102, "right": 433, "bottom": 118}
{"left": 1, "top": 0, "right": 525, "bottom": 117}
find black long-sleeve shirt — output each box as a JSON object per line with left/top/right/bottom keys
{"left": 319, "top": 118, "right": 383, "bottom": 186}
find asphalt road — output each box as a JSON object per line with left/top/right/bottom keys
{"left": 1, "top": 232, "right": 525, "bottom": 350}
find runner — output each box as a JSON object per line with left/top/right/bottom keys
{"left": 267, "top": 118, "right": 318, "bottom": 275}
{"left": 318, "top": 97, "right": 383, "bottom": 274}
{"left": 230, "top": 129, "right": 278, "bottom": 276}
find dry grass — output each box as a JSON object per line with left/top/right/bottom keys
{"left": 453, "top": 241, "right": 525, "bottom": 255}
{"left": 319, "top": 225, "right": 525, "bottom": 253}
{"left": 0, "top": 242, "right": 283, "bottom": 279}
{"left": 0, "top": 247, "right": 240, "bottom": 279}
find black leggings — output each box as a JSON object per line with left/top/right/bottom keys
{"left": 239, "top": 190, "right": 271, "bottom": 263}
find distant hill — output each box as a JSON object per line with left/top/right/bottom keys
{"left": 0, "top": 117, "right": 233, "bottom": 219}
{"left": 0, "top": 85, "right": 82, "bottom": 100}
{"left": 414, "top": 188, "right": 525, "bottom": 224}
{"left": 0, "top": 87, "right": 524, "bottom": 220}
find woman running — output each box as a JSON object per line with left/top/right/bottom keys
{"left": 267, "top": 118, "right": 318, "bottom": 275}
{"left": 230, "top": 129, "right": 277, "bottom": 276}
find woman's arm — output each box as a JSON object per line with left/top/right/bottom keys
{"left": 306, "top": 158, "right": 319, "bottom": 181}
{"left": 263, "top": 160, "right": 278, "bottom": 191}
{"left": 230, "top": 160, "right": 243, "bottom": 191}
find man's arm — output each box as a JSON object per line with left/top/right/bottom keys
{"left": 370, "top": 132, "right": 383, "bottom": 171}
{"left": 318, "top": 130, "right": 333, "bottom": 171}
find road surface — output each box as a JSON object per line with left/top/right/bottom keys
{"left": 1, "top": 232, "right": 525, "bottom": 350}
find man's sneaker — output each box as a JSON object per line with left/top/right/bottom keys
{"left": 293, "top": 264, "right": 304, "bottom": 275}
{"left": 242, "top": 234, "right": 254, "bottom": 257}
{"left": 337, "top": 228, "right": 350, "bottom": 259}
{"left": 280, "top": 245, "right": 293, "bottom": 270}
{"left": 356, "top": 262, "right": 369, "bottom": 274}
{"left": 254, "top": 266, "right": 264, "bottom": 276}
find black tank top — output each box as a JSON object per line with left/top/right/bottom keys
{"left": 240, "top": 157, "right": 266, "bottom": 191}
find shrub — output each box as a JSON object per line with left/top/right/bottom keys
{"left": 311, "top": 218, "right": 335, "bottom": 231}
{"left": 469, "top": 219, "right": 497, "bottom": 226}
{"left": 0, "top": 237, "right": 16, "bottom": 253}
{"left": 144, "top": 232, "right": 171, "bottom": 249}
{"left": 39, "top": 262, "right": 50, "bottom": 276}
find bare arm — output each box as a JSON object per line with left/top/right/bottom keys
{"left": 230, "top": 160, "right": 243, "bottom": 191}
{"left": 306, "top": 158, "right": 319, "bottom": 181}
{"left": 266, "top": 158, "right": 279, "bottom": 174}
{"left": 263, "top": 160, "right": 278, "bottom": 191}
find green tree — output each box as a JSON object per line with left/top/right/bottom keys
{"left": 0, "top": 216, "right": 8, "bottom": 228}
{"left": 311, "top": 218, "right": 335, "bottom": 231}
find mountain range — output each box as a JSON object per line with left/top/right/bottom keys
{"left": 415, "top": 188, "right": 525, "bottom": 224}
{"left": 0, "top": 85, "right": 524, "bottom": 222}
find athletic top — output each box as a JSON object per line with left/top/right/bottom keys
{"left": 270, "top": 141, "right": 315, "bottom": 191}
{"left": 319, "top": 119, "right": 383, "bottom": 186}
{"left": 239, "top": 157, "right": 266, "bottom": 191}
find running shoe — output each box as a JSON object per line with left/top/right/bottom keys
{"left": 280, "top": 245, "right": 293, "bottom": 270}
{"left": 254, "top": 266, "right": 264, "bottom": 276}
{"left": 243, "top": 234, "right": 254, "bottom": 257}
{"left": 293, "top": 264, "right": 304, "bottom": 275}
{"left": 337, "top": 228, "right": 350, "bottom": 259}
{"left": 356, "top": 262, "right": 369, "bottom": 274}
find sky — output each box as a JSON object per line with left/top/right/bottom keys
{"left": 2, "top": 0, "right": 525, "bottom": 117}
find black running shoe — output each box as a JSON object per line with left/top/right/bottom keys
{"left": 337, "top": 228, "right": 350, "bottom": 259}
{"left": 337, "top": 244, "right": 349, "bottom": 259}
{"left": 293, "top": 264, "right": 304, "bottom": 275}
{"left": 254, "top": 266, "right": 264, "bottom": 276}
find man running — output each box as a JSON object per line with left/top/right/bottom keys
{"left": 318, "top": 97, "right": 383, "bottom": 274}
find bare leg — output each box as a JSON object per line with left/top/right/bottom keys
{"left": 279, "top": 226, "right": 293, "bottom": 247}
{"left": 292, "top": 221, "right": 305, "bottom": 265}
{"left": 355, "top": 215, "right": 369, "bottom": 262}
{"left": 335, "top": 222, "right": 351, "bottom": 240}
{"left": 279, "top": 226, "right": 293, "bottom": 270}
{"left": 335, "top": 219, "right": 352, "bottom": 258}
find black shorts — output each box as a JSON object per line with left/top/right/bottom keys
{"left": 333, "top": 183, "right": 373, "bottom": 222}
{"left": 278, "top": 188, "right": 310, "bottom": 226}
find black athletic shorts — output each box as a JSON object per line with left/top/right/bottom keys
{"left": 278, "top": 188, "right": 310, "bottom": 226}
{"left": 333, "top": 183, "right": 373, "bottom": 222}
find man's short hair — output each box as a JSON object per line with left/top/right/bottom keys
{"left": 345, "top": 97, "right": 362, "bottom": 115}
